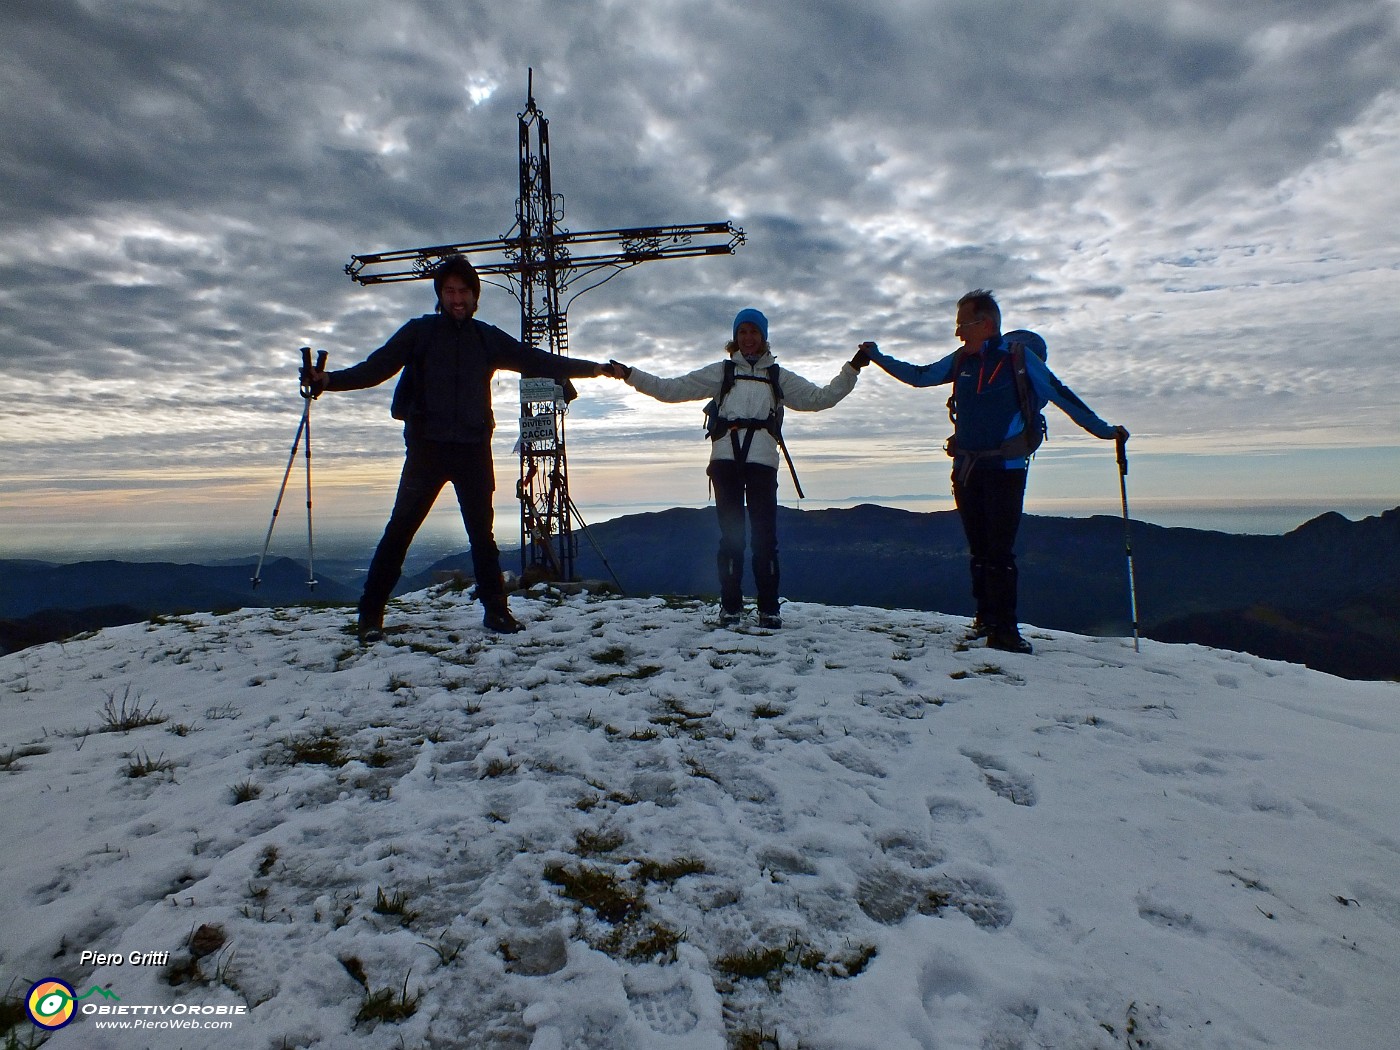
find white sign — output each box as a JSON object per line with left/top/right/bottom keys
{"left": 519, "top": 378, "right": 562, "bottom": 403}
{"left": 519, "top": 415, "right": 557, "bottom": 443}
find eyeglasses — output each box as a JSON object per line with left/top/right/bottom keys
{"left": 955, "top": 317, "right": 988, "bottom": 330}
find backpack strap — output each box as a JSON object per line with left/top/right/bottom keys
{"left": 705, "top": 360, "right": 804, "bottom": 497}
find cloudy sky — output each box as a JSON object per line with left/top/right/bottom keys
{"left": 3, "top": 0, "right": 1399, "bottom": 560}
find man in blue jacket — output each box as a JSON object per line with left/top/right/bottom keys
{"left": 304, "top": 256, "right": 607, "bottom": 642}
{"left": 866, "top": 289, "right": 1127, "bottom": 654}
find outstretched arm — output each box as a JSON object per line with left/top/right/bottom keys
{"left": 778, "top": 354, "right": 861, "bottom": 412}
{"left": 1025, "top": 352, "right": 1120, "bottom": 439}
{"left": 318, "top": 321, "right": 419, "bottom": 393}
{"left": 866, "top": 343, "right": 960, "bottom": 388}
{"left": 620, "top": 361, "right": 729, "bottom": 403}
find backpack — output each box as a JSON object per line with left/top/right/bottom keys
{"left": 702, "top": 360, "right": 804, "bottom": 496}
{"left": 702, "top": 360, "right": 784, "bottom": 442}
{"left": 945, "top": 329, "right": 1048, "bottom": 466}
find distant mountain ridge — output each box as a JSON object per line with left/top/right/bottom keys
{"left": 4, "top": 505, "right": 1398, "bottom": 679}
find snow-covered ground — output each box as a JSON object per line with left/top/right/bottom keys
{"left": 2, "top": 588, "right": 1397, "bottom": 1050}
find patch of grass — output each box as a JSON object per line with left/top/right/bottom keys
{"left": 730, "top": 1030, "right": 780, "bottom": 1050}
{"left": 797, "top": 942, "right": 878, "bottom": 978}
{"left": 605, "top": 724, "right": 660, "bottom": 741}
{"left": 0, "top": 744, "right": 49, "bottom": 773}
{"left": 633, "top": 857, "right": 707, "bottom": 884}
{"left": 684, "top": 756, "right": 720, "bottom": 783}
{"left": 125, "top": 751, "right": 176, "bottom": 779}
{"left": 339, "top": 955, "right": 368, "bottom": 987}
{"left": 575, "top": 827, "right": 626, "bottom": 856}
{"left": 164, "top": 924, "right": 228, "bottom": 986}
{"left": 354, "top": 970, "right": 421, "bottom": 1028}
{"left": 230, "top": 779, "right": 262, "bottom": 804}
{"left": 591, "top": 646, "right": 628, "bottom": 665}
{"left": 364, "top": 737, "right": 393, "bottom": 768}
{"left": 418, "top": 932, "right": 464, "bottom": 966}
{"left": 0, "top": 990, "right": 33, "bottom": 1043}
{"left": 373, "top": 887, "right": 419, "bottom": 927}
{"left": 601, "top": 919, "right": 683, "bottom": 963}
{"left": 751, "top": 701, "right": 784, "bottom": 719}
{"left": 543, "top": 862, "right": 644, "bottom": 925}
{"left": 99, "top": 686, "right": 166, "bottom": 732}
{"left": 650, "top": 698, "right": 711, "bottom": 729}
{"left": 278, "top": 728, "right": 348, "bottom": 767}
{"left": 479, "top": 755, "right": 520, "bottom": 778}
{"left": 256, "top": 846, "right": 278, "bottom": 878}
{"left": 714, "top": 945, "right": 788, "bottom": 987}
{"left": 656, "top": 594, "right": 702, "bottom": 610}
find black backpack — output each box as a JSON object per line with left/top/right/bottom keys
{"left": 702, "top": 360, "right": 784, "bottom": 443}
{"left": 945, "top": 329, "right": 1048, "bottom": 465}
{"left": 702, "top": 360, "right": 804, "bottom": 496}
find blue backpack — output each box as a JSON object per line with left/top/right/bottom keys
{"left": 945, "top": 329, "right": 1049, "bottom": 463}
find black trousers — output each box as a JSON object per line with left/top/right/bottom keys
{"left": 708, "top": 460, "right": 779, "bottom": 615}
{"left": 361, "top": 439, "right": 505, "bottom": 616}
{"left": 952, "top": 466, "right": 1027, "bottom": 630}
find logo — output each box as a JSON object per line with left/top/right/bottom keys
{"left": 25, "top": 979, "right": 120, "bottom": 1029}
{"left": 27, "top": 979, "right": 77, "bottom": 1030}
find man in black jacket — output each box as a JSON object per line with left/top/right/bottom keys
{"left": 304, "top": 256, "right": 607, "bottom": 641}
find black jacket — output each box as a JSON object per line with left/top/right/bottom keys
{"left": 327, "top": 314, "right": 600, "bottom": 443}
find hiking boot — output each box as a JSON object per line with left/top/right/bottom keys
{"left": 757, "top": 613, "right": 783, "bottom": 630}
{"left": 986, "top": 629, "right": 1033, "bottom": 655}
{"left": 482, "top": 606, "right": 524, "bottom": 634}
{"left": 717, "top": 608, "right": 742, "bottom": 628}
{"left": 357, "top": 606, "right": 385, "bottom": 645}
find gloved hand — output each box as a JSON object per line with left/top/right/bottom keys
{"left": 1114, "top": 425, "right": 1130, "bottom": 442}
{"left": 604, "top": 360, "right": 632, "bottom": 380}
{"left": 299, "top": 367, "right": 328, "bottom": 398}
{"left": 299, "top": 347, "right": 329, "bottom": 398}
{"left": 850, "top": 342, "right": 876, "bottom": 370}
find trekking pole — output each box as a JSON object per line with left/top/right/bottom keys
{"left": 567, "top": 495, "right": 626, "bottom": 595}
{"left": 301, "top": 346, "right": 326, "bottom": 589}
{"left": 775, "top": 434, "right": 805, "bottom": 499}
{"left": 252, "top": 348, "right": 327, "bottom": 590}
{"left": 1116, "top": 432, "right": 1141, "bottom": 652}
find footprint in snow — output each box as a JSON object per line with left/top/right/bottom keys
{"left": 961, "top": 749, "right": 1038, "bottom": 807}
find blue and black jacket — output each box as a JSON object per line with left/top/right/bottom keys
{"left": 868, "top": 335, "right": 1117, "bottom": 471}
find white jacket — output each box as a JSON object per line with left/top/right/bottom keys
{"left": 626, "top": 349, "right": 859, "bottom": 469}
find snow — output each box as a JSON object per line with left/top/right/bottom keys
{"left": 2, "top": 587, "right": 1397, "bottom": 1049}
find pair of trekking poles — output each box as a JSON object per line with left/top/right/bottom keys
{"left": 252, "top": 348, "right": 326, "bottom": 591}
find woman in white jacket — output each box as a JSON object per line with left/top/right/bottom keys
{"left": 604, "top": 308, "right": 871, "bottom": 627}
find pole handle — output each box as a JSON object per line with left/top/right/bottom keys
{"left": 1115, "top": 432, "right": 1128, "bottom": 476}
{"left": 299, "top": 348, "right": 328, "bottom": 399}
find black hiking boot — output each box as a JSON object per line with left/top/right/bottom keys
{"left": 357, "top": 606, "right": 385, "bottom": 645}
{"left": 482, "top": 605, "right": 524, "bottom": 634}
{"left": 986, "top": 628, "right": 1033, "bottom": 655}
{"left": 757, "top": 612, "right": 783, "bottom": 630}
{"left": 717, "top": 608, "right": 742, "bottom": 628}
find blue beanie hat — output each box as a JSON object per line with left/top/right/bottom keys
{"left": 733, "top": 308, "right": 769, "bottom": 343}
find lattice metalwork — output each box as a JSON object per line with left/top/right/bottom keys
{"left": 347, "top": 72, "right": 744, "bottom": 581}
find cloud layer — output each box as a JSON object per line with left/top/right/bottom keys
{"left": 3, "top": 0, "right": 1398, "bottom": 551}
